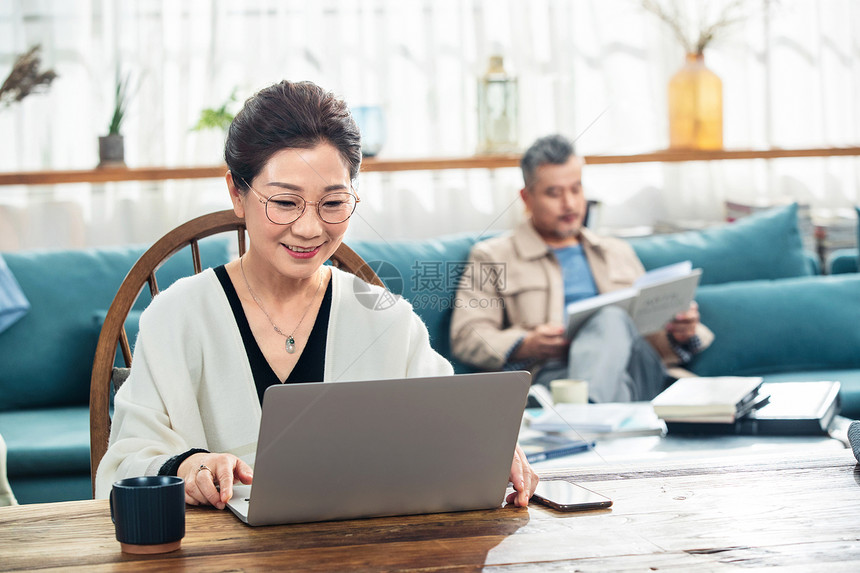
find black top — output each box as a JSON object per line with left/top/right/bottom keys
{"left": 214, "top": 265, "right": 331, "bottom": 404}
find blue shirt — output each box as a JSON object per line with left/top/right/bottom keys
{"left": 553, "top": 244, "right": 598, "bottom": 307}
{"left": 504, "top": 244, "right": 597, "bottom": 370}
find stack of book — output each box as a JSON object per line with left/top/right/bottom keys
{"left": 652, "top": 376, "right": 765, "bottom": 427}
{"left": 813, "top": 208, "right": 858, "bottom": 264}
{"left": 652, "top": 377, "right": 841, "bottom": 436}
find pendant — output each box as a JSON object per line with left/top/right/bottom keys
{"left": 285, "top": 336, "right": 296, "bottom": 354}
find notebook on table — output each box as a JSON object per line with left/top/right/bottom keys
{"left": 651, "top": 376, "right": 764, "bottom": 421}
{"left": 226, "top": 371, "right": 531, "bottom": 526}
{"left": 664, "top": 381, "right": 841, "bottom": 436}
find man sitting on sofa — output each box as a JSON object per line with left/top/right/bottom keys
{"left": 450, "top": 134, "right": 714, "bottom": 402}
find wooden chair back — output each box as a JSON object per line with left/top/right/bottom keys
{"left": 89, "top": 209, "right": 383, "bottom": 494}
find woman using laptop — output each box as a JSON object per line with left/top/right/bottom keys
{"left": 95, "top": 80, "right": 538, "bottom": 509}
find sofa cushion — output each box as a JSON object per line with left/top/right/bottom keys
{"left": 826, "top": 248, "right": 858, "bottom": 275}
{"left": 688, "top": 274, "right": 860, "bottom": 378}
{"left": 8, "top": 474, "right": 93, "bottom": 505}
{"left": 349, "top": 233, "right": 485, "bottom": 373}
{"left": 0, "top": 238, "right": 231, "bottom": 412}
{"left": 0, "top": 406, "right": 90, "bottom": 477}
{"left": 628, "top": 203, "right": 811, "bottom": 285}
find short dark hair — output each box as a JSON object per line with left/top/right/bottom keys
{"left": 225, "top": 80, "right": 362, "bottom": 191}
{"left": 520, "top": 134, "right": 576, "bottom": 188}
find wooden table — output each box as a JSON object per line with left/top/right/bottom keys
{"left": 2, "top": 450, "right": 858, "bottom": 571}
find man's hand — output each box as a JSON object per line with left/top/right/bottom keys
{"left": 510, "top": 324, "right": 568, "bottom": 361}
{"left": 506, "top": 444, "right": 539, "bottom": 507}
{"left": 178, "top": 452, "right": 254, "bottom": 509}
{"left": 665, "top": 301, "right": 700, "bottom": 343}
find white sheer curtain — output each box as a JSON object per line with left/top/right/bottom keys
{"left": 0, "top": 0, "right": 857, "bottom": 251}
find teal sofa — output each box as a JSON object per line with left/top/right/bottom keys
{"left": 0, "top": 240, "right": 232, "bottom": 504}
{"left": 350, "top": 204, "right": 860, "bottom": 418}
{"left": 1, "top": 203, "right": 858, "bottom": 504}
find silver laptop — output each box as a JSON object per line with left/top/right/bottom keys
{"left": 226, "top": 371, "right": 531, "bottom": 526}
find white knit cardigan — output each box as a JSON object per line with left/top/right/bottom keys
{"left": 95, "top": 266, "right": 452, "bottom": 498}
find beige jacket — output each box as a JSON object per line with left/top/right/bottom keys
{"left": 449, "top": 221, "right": 713, "bottom": 374}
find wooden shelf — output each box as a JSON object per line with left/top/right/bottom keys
{"left": 582, "top": 146, "right": 860, "bottom": 164}
{"left": 1, "top": 147, "right": 858, "bottom": 186}
{"left": 0, "top": 166, "right": 229, "bottom": 186}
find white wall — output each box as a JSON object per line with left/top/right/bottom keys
{"left": 0, "top": 0, "right": 857, "bottom": 251}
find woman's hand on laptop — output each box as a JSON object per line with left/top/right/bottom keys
{"left": 178, "top": 452, "right": 254, "bottom": 510}
{"left": 506, "top": 445, "right": 539, "bottom": 507}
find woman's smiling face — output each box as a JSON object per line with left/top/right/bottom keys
{"left": 231, "top": 142, "right": 354, "bottom": 281}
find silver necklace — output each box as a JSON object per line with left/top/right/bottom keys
{"left": 239, "top": 256, "right": 324, "bottom": 354}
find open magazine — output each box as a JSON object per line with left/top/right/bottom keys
{"left": 565, "top": 261, "right": 702, "bottom": 337}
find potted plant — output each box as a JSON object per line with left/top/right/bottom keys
{"left": 98, "top": 69, "right": 134, "bottom": 168}
{"left": 192, "top": 88, "right": 239, "bottom": 133}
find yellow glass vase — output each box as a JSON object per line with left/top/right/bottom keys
{"left": 668, "top": 53, "right": 723, "bottom": 150}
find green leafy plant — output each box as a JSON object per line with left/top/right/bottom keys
{"left": 107, "top": 69, "right": 135, "bottom": 135}
{"left": 0, "top": 45, "right": 57, "bottom": 108}
{"left": 192, "top": 88, "right": 239, "bottom": 132}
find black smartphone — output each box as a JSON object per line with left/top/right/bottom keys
{"left": 530, "top": 479, "right": 612, "bottom": 512}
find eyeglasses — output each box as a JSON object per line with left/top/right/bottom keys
{"left": 243, "top": 181, "right": 359, "bottom": 225}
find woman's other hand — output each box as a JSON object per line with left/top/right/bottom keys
{"left": 178, "top": 452, "right": 254, "bottom": 509}
{"left": 506, "top": 444, "right": 539, "bottom": 507}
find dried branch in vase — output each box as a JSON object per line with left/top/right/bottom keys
{"left": 641, "top": 0, "right": 748, "bottom": 55}
{"left": 0, "top": 45, "right": 57, "bottom": 108}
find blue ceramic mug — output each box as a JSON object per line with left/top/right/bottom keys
{"left": 110, "top": 475, "right": 185, "bottom": 554}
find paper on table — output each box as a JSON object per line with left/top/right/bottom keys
{"left": 528, "top": 402, "right": 661, "bottom": 434}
